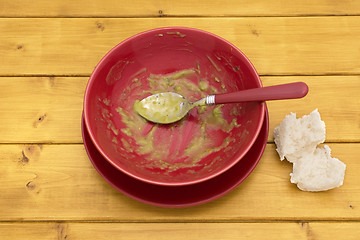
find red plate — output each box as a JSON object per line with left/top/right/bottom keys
{"left": 82, "top": 105, "right": 269, "bottom": 208}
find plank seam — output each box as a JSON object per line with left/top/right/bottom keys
{"left": 0, "top": 74, "right": 359, "bottom": 78}
{"left": 0, "top": 15, "right": 359, "bottom": 18}
{"left": 0, "top": 142, "right": 359, "bottom": 145}
{"left": 0, "top": 219, "right": 360, "bottom": 223}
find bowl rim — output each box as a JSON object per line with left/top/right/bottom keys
{"left": 83, "top": 26, "right": 265, "bottom": 186}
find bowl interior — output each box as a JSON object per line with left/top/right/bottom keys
{"left": 84, "top": 27, "right": 264, "bottom": 186}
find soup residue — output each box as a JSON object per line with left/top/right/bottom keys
{"left": 101, "top": 67, "right": 244, "bottom": 173}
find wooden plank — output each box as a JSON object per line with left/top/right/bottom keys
{"left": 2, "top": 222, "right": 360, "bottom": 240}
{"left": 0, "top": 77, "right": 87, "bottom": 143}
{"left": 0, "top": 76, "right": 358, "bottom": 143}
{"left": 0, "top": 17, "right": 359, "bottom": 75}
{"left": 262, "top": 76, "right": 360, "bottom": 142}
{"left": 0, "top": 0, "right": 359, "bottom": 17}
{"left": 0, "top": 143, "right": 357, "bottom": 221}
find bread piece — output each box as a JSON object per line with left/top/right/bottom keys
{"left": 290, "top": 145, "right": 346, "bottom": 191}
{"left": 274, "top": 109, "right": 325, "bottom": 162}
{"left": 274, "top": 109, "right": 346, "bottom": 191}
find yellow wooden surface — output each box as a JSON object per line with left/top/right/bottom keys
{"left": 0, "top": 1, "right": 359, "bottom": 239}
{"left": 0, "top": 76, "right": 358, "bottom": 143}
{"left": 0, "top": 0, "right": 359, "bottom": 17}
{"left": 1, "top": 17, "right": 360, "bottom": 75}
{"left": 1, "top": 222, "right": 360, "bottom": 240}
{"left": 0, "top": 143, "right": 358, "bottom": 221}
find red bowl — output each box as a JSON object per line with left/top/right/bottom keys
{"left": 84, "top": 27, "right": 265, "bottom": 186}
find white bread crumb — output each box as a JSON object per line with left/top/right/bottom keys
{"left": 290, "top": 145, "right": 346, "bottom": 191}
{"left": 274, "top": 110, "right": 346, "bottom": 191}
{"left": 274, "top": 109, "right": 325, "bottom": 162}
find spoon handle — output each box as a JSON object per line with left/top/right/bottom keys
{"left": 213, "top": 82, "right": 308, "bottom": 104}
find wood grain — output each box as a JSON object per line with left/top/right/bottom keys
{"left": 0, "top": 77, "right": 87, "bottom": 143}
{"left": 0, "top": 17, "right": 359, "bottom": 75}
{"left": 0, "top": 0, "right": 359, "bottom": 17}
{"left": 0, "top": 76, "right": 358, "bottom": 143}
{"left": 262, "top": 76, "right": 360, "bottom": 142}
{"left": 0, "top": 143, "right": 357, "bottom": 221}
{"left": 0, "top": 1, "right": 358, "bottom": 239}
{"left": 1, "top": 222, "right": 360, "bottom": 240}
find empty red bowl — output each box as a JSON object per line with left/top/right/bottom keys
{"left": 84, "top": 27, "right": 265, "bottom": 186}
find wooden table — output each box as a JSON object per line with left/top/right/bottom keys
{"left": 1, "top": 1, "right": 359, "bottom": 239}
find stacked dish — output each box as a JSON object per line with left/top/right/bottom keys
{"left": 82, "top": 27, "right": 269, "bottom": 207}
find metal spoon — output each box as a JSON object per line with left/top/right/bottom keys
{"left": 134, "top": 82, "right": 308, "bottom": 124}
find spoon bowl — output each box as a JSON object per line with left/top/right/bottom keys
{"left": 134, "top": 92, "right": 192, "bottom": 124}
